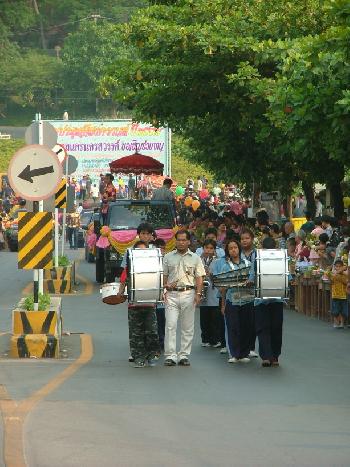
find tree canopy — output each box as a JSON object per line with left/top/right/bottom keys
{"left": 98, "top": 0, "right": 349, "bottom": 213}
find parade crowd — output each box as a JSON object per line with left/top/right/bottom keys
{"left": 1, "top": 172, "right": 350, "bottom": 369}
{"left": 109, "top": 177, "right": 350, "bottom": 369}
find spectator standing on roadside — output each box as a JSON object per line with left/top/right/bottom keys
{"left": 300, "top": 212, "right": 315, "bottom": 234}
{"left": 99, "top": 174, "right": 105, "bottom": 196}
{"left": 91, "top": 184, "right": 99, "bottom": 202}
{"left": 315, "top": 195, "right": 323, "bottom": 217}
{"left": 128, "top": 174, "right": 136, "bottom": 199}
{"left": 197, "top": 176, "right": 203, "bottom": 193}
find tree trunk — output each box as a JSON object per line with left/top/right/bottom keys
{"left": 328, "top": 182, "right": 344, "bottom": 219}
{"left": 302, "top": 181, "right": 316, "bottom": 218}
{"left": 32, "top": 0, "right": 47, "bottom": 49}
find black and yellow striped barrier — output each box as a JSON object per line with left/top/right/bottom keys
{"left": 44, "top": 265, "right": 72, "bottom": 282}
{"left": 18, "top": 212, "right": 53, "bottom": 270}
{"left": 12, "top": 310, "right": 57, "bottom": 335}
{"left": 43, "top": 279, "right": 71, "bottom": 294}
{"left": 10, "top": 334, "right": 59, "bottom": 358}
{"left": 55, "top": 179, "right": 67, "bottom": 209}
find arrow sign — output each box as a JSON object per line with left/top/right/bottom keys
{"left": 8, "top": 145, "right": 62, "bottom": 201}
{"left": 18, "top": 165, "right": 54, "bottom": 183}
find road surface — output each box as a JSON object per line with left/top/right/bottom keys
{"left": 0, "top": 249, "right": 349, "bottom": 466}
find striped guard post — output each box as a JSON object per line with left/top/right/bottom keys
{"left": 18, "top": 212, "right": 53, "bottom": 270}
{"left": 44, "top": 265, "right": 72, "bottom": 281}
{"left": 43, "top": 279, "right": 71, "bottom": 294}
{"left": 12, "top": 310, "right": 57, "bottom": 335}
{"left": 11, "top": 334, "right": 59, "bottom": 358}
{"left": 55, "top": 179, "right": 67, "bottom": 209}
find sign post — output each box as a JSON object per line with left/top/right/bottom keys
{"left": 8, "top": 120, "right": 61, "bottom": 311}
{"left": 54, "top": 179, "right": 67, "bottom": 266}
{"left": 61, "top": 156, "right": 69, "bottom": 256}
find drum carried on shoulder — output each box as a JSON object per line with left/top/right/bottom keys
{"left": 100, "top": 247, "right": 164, "bottom": 305}
{"left": 212, "top": 249, "right": 289, "bottom": 300}
{"left": 255, "top": 249, "right": 289, "bottom": 299}
{"left": 127, "top": 248, "right": 164, "bottom": 303}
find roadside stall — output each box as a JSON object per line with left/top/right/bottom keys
{"left": 293, "top": 269, "right": 332, "bottom": 322}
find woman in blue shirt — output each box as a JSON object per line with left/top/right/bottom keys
{"left": 212, "top": 239, "right": 254, "bottom": 363}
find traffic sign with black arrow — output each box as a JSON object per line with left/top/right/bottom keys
{"left": 8, "top": 145, "right": 62, "bottom": 201}
{"left": 18, "top": 165, "right": 54, "bottom": 183}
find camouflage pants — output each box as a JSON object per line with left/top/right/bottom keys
{"left": 128, "top": 306, "right": 160, "bottom": 362}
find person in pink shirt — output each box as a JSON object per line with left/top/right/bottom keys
{"left": 229, "top": 198, "right": 243, "bottom": 216}
{"left": 311, "top": 218, "right": 325, "bottom": 238}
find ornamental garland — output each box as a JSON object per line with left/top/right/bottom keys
{"left": 87, "top": 225, "right": 178, "bottom": 256}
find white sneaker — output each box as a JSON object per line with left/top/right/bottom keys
{"left": 249, "top": 351, "right": 258, "bottom": 358}
{"left": 228, "top": 357, "right": 239, "bottom": 363}
{"left": 201, "top": 342, "right": 210, "bottom": 347}
{"left": 212, "top": 342, "right": 221, "bottom": 348}
{"left": 239, "top": 357, "right": 251, "bottom": 363}
{"left": 220, "top": 347, "right": 228, "bottom": 354}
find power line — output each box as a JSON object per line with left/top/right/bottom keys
{"left": 9, "top": 14, "right": 117, "bottom": 36}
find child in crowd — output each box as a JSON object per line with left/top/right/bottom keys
{"left": 118, "top": 241, "right": 160, "bottom": 368}
{"left": 199, "top": 239, "right": 221, "bottom": 347}
{"left": 0, "top": 217, "right": 4, "bottom": 250}
{"left": 330, "top": 259, "right": 348, "bottom": 329}
{"left": 153, "top": 238, "right": 166, "bottom": 350}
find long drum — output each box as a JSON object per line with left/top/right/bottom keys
{"left": 256, "top": 249, "right": 289, "bottom": 299}
{"left": 128, "top": 248, "right": 163, "bottom": 303}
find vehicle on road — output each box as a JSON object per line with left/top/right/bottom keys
{"left": 93, "top": 200, "right": 176, "bottom": 283}
{"left": 77, "top": 208, "right": 93, "bottom": 251}
{"left": 4, "top": 219, "right": 18, "bottom": 251}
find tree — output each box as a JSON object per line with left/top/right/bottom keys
{"left": 100, "top": 0, "right": 330, "bottom": 193}
{"left": 62, "top": 22, "right": 134, "bottom": 102}
{"left": 265, "top": 0, "right": 350, "bottom": 216}
{"left": 0, "top": 140, "right": 25, "bottom": 173}
{"left": 0, "top": 50, "right": 63, "bottom": 109}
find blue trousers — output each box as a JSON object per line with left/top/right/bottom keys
{"left": 255, "top": 302, "right": 283, "bottom": 360}
{"left": 225, "top": 301, "right": 252, "bottom": 359}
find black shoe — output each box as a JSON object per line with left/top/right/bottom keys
{"left": 178, "top": 358, "right": 190, "bottom": 366}
{"left": 164, "top": 358, "right": 176, "bottom": 366}
{"left": 128, "top": 355, "right": 135, "bottom": 362}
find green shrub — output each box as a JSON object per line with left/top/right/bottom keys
{"left": 24, "top": 293, "right": 51, "bottom": 311}
{"left": 58, "top": 255, "right": 70, "bottom": 267}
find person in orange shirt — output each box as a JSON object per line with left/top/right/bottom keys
{"left": 330, "top": 260, "right": 348, "bottom": 329}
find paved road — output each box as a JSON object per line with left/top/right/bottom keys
{"left": 0, "top": 249, "right": 350, "bottom": 466}
{"left": 0, "top": 126, "right": 26, "bottom": 140}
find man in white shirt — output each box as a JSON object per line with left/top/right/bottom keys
{"left": 163, "top": 230, "right": 205, "bottom": 366}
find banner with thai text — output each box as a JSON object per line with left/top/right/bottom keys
{"left": 47, "top": 120, "right": 171, "bottom": 178}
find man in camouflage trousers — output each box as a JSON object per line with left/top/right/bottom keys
{"left": 128, "top": 305, "right": 160, "bottom": 367}
{"left": 118, "top": 241, "right": 160, "bottom": 368}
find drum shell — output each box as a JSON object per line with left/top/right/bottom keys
{"left": 128, "top": 248, "right": 163, "bottom": 304}
{"left": 255, "top": 249, "right": 289, "bottom": 299}
{"left": 100, "top": 282, "right": 126, "bottom": 305}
